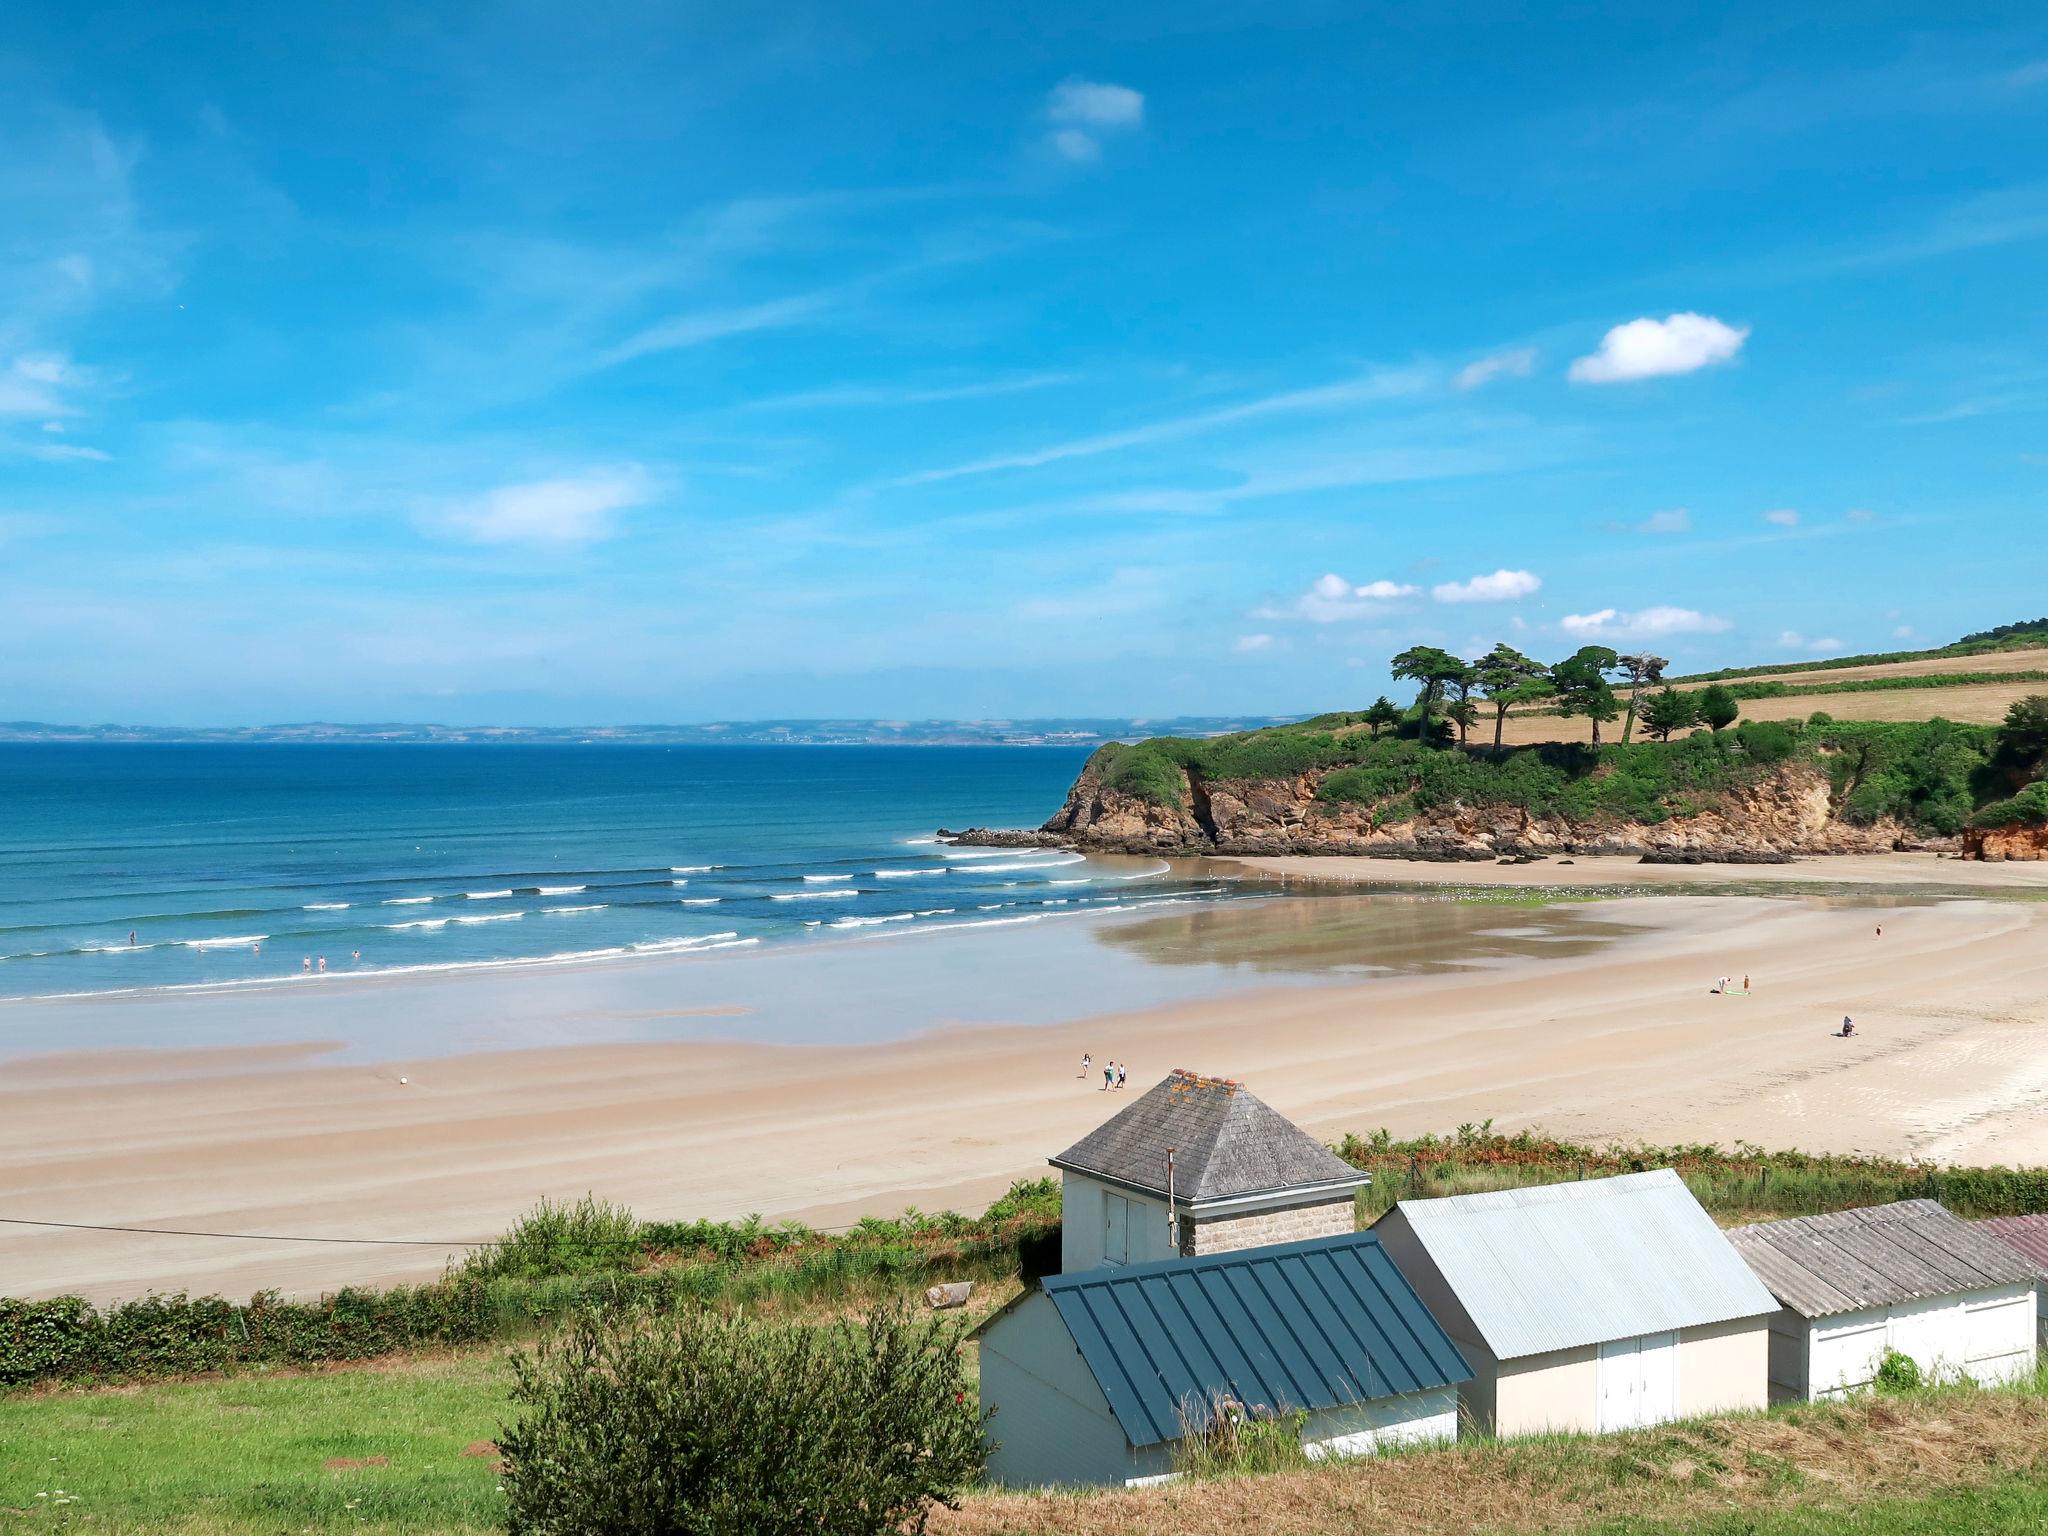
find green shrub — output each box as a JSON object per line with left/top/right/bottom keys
{"left": 499, "top": 1302, "right": 984, "bottom": 1536}
{"left": 1173, "top": 1401, "right": 1312, "bottom": 1478}
{"left": 463, "top": 1195, "right": 645, "bottom": 1281}
{"left": 1973, "top": 781, "right": 2048, "bottom": 830}
{"left": 1875, "top": 1348, "right": 1922, "bottom": 1393}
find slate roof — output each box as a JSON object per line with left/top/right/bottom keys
{"left": 1379, "top": 1169, "right": 1778, "bottom": 1359}
{"left": 1049, "top": 1070, "right": 1365, "bottom": 1204}
{"left": 1977, "top": 1214, "right": 2048, "bottom": 1278}
{"left": 1037, "top": 1230, "right": 1471, "bottom": 1447}
{"left": 1729, "top": 1201, "right": 2041, "bottom": 1319}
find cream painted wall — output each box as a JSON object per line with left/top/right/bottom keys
{"left": 1494, "top": 1344, "right": 1600, "bottom": 1437}
{"left": 1677, "top": 1316, "right": 1770, "bottom": 1417}
{"left": 1058, "top": 1172, "right": 1174, "bottom": 1273}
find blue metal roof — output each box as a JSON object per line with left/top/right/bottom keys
{"left": 1041, "top": 1231, "right": 1471, "bottom": 1448}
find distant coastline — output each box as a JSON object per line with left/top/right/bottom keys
{"left": 0, "top": 715, "right": 1305, "bottom": 748}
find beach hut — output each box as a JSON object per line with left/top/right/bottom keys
{"left": 1730, "top": 1201, "right": 2040, "bottom": 1400}
{"left": 1048, "top": 1069, "right": 1368, "bottom": 1274}
{"left": 976, "top": 1230, "right": 1471, "bottom": 1487}
{"left": 1372, "top": 1169, "right": 1777, "bottom": 1436}
{"left": 1976, "top": 1214, "right": 2048, "bottom": 1350}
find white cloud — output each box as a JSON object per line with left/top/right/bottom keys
{"left": 1762, "top": 507, "right": 1800, "bottom": 527}
{"left": 25, "top": 441, "right": 110, "bottom": 462}
{"left": 1625, "top": 507, "right": 1693, "bottom": 534}
{"left": 1568, "top": 313, "right": 1749, "bottom": 384}
{"left": 441, "top": 470, "right": 652, "bottom": 547}
{"left": 1777, "top": 630, "right": 1844, "bottom": 654}
{"left": 1561, "top": 606, "right": 1731, "bottom": 640}
{"left": 1233, "top": 633, "right": 1275, "bottom": 653}
{"left": 1454, "top": 348, "right": 1537, "bottom": 391}
{"left": 1049, "top": 128, "right": 1101, "bottom": 164}
{"left": 1432, "top": 568, "right": 1541, "bottom": 603}
{"left": 0, "top": 353, "right": 90, "bottom": 417}
{"left": 1043, "top": 79, "right": 1143, "bottom": 165}
{"left": 1892, "top": 624, "right": 1915, "bottom": 640}
{"left": 1047, "top": 80, "right": 1145, "bottom": 127}
{"left": 1844, "top": 507, "right": 1876, "bottom": 524}
{"left": 1252, "top": 572, "right": 1420, "bottom": 623}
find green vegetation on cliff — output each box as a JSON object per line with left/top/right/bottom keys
{"left": 1086, "top": 714, "right": 2030, "bottom": 836}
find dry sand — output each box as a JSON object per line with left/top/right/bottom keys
{"left": 6, "top": 871, "right": 2048, "bottom": 1305}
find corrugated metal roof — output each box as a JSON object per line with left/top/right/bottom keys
{"left": 1051, "top": 1069, "right": 1365, "bottom": 1204}
{"left": 1730, "top": 1200, "right": 2042, "bottom": 1319}
{"left": 1380, "top": 1169, "right": 1778, "bottom": 1359}
{"left": 1039, "top": 1231, "right": 1471, "bottom": 1448}
{"left": 1977, "top": 1214, "right": 2048, "bottom": 1278}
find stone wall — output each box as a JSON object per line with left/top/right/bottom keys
{"left": 1184, "top": 1193, "right": 1356, "bottom": 1256}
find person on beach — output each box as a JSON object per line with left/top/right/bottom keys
{"left": 1841, "top": 1016, "right": 1855, "bottom": 1037}
{"left": 303, "top": 956, "right": 311, "bottom": 972}
{"left": 1081, "top": 1051, "right": 1091, "bottom": 1080}
{"left": 1116, "top": 1062, "right": 1127, "bottom": 1090}
{"left": 128, "top": 930, "right": 136, "bottom": 946}
{"left": 1743, "top": 974, "right": 1751, "bottom": 993}
{"left": 1103, "top": 1061, "right": 1114, "bottom": 1091}
{"left": 317, "top": 956, "right": 327, "bottom": 972}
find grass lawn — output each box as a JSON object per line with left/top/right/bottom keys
{"left": 1590, "top": 1476, "right": 2048, "bottom": 1534}
{"left": 0, "top": 1353, "right": 514, "bottom": 1534}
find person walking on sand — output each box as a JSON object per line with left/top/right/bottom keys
{"left": 1116, "top": 1062, "right": 1127, "bottom": 1091}
{"left": 1103, "top": 1061, "right": 1114, "bottom": 1091}
{"left": 1081, "top": 1051, "right": 1091, "bottom": 1081}
{"left": 1841, "top": 1016, "right": 1855, "bottom": 1037}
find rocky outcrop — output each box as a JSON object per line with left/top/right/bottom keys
{"left": 1962, "top": 822, "right": 2048, "bottom": 861}
{"left": 961, "top": 755, "right": 1960, "bottom": 862}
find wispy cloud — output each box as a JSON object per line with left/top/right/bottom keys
{"left": 1561, "top": 605, "right": 1730, "bottom": 639}
{"left": 737, "top": 373, "right": 1071, "bottom": 413}
{"left": 1433, "top": 568, "right": 1541, "bottom": 603}
{"left": 1044, "top": 79, "right": 1145, "bottom": 164}
{"left": 1233, "top": 632, "right": 1276, "bottom": 653}
{"left": 1455, "top": 348, "right": 1536, "bottom": 391}
{"left": 1762, "top": 508, "right": 1800, "bottom": 527}
{"left": 435, "top": 469, "right": 654, "bottom": 547}
{"left": 1569, "top": 313, "right": 1748, "bottom": 384}
{"left": 1612, "top": 507, "right": 1692, "bottom": 535}
{"left": 889, "top": 368, "right": 1433, "bottom": 487}
{"left": 1777, "top": 629, "right": 1843, "bottom": 654}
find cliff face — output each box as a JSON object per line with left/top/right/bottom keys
{"left": 1962, "top": 822, "right": 2048, "bottom": 861}
{"left": 1033, "top": 756, "right": 1949, "bottom": 862}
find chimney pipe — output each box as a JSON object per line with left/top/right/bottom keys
{"left": 1166, "top": 1146, "right": 1177, "bottom": 1255}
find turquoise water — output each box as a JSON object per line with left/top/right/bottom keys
{"left": 0, "top": 744, "right": 1228, "bottom": 1001}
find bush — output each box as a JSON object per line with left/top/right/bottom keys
{"left": 1974, "top": 781, "right": 2048, "bottom": 830}
{"left": 464, "top": 1195, "right": 645, "bottom": 1281}
{"left": 1875, "top": 1348, "right": 1922, "bottom": 1393}
{"left": 500, "top": 1302, "right": 985, "bottom": 1536}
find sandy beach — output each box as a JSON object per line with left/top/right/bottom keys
{"left": 7, "top": 861, "right": 2048, "bottom": 1306}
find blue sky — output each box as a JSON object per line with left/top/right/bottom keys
{"left": 3, "top": 3, "right": 2045, "bottom": 725}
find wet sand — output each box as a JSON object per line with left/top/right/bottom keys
{"left": 1221, "top": 850, "right": 2048, "bottom": 890}
{"left": 6, "top": 885, "right": 2048, "bottom": 1306}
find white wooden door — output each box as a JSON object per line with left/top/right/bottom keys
{"left": 1597, "top": 1337, "right": 1640, "bottom": 1431}
{"left": 1637, "top": 1332, "right": 1678, "bottom": 1426}
{"left": 1103, "top": 1191, "right": 1129, "bottom": 1267}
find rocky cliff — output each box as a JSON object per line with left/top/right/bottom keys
{"left": 1962, "top": 822, "right": 2048, "bottom": 861}
{"left": 991, "top": 755, "right": 1956, "bottom": 862}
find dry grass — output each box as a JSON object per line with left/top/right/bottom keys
{"left": 937, "top": 1388, "right": 2048, "bottom": 1536}
{"left": 1688, "top": 648, "right": 2048, "bottom": 689}
{"left": 1490, "top": 678, "right": 2036, "bottom": 746}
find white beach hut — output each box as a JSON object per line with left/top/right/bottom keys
{"left": 1730, "top": 1201, "right": 2040, "bottom": 1400}
{"left": 1372, "top": 1169, "right": 1778, "bottom": 1436}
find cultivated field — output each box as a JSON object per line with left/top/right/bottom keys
{"left": 1493, "top": 650, "right": 2046, "bottom": 746}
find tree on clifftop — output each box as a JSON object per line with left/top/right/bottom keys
{"left": 1553, "top": 645, "right": 1622, "bottom": 746}
{"left": 1642, "top": 687, "right": 1699, "bottom": 741}
{"left": 1363, "top": 696, "right": 1402, "bottom": 737}
{"left": 1390, "top": 646, "right": 1470, "bottom": 745}
{"left": 1473, "top": 642, "right": 1549, "bottom": 754}
{"left": 1696, "top": 684, "right": 1740, "bottom": 734}
{"left": 1615, "top": 652, "right": 1669, "bottom": 744}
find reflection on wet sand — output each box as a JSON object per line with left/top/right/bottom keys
{"left": 1093, "top": 891, "right": 1646, "bottom": 976}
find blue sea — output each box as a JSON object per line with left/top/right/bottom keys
{"left": 0, "top": 744, "right": 1233, "bottom": 1002}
